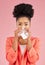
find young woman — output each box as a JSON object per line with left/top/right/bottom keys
{"left": 6, "top": 3, "right": 40, "bottom": 65}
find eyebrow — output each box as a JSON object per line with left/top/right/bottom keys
{"left": 18, "top": 21, "right": 28, "bottom": 23}
{"left": 24, "top": 22, "right": 28, "bottom": 23}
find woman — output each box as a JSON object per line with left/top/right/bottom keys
{"left": 6, "top": 3, "right": 40, "bottom": 65}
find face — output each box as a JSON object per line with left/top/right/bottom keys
{"left": 16, "top": 16, "right": 31, "bottom": 32}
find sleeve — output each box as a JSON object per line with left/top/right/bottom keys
{"left": 5, "top": 37, "right": 18, "bottom": 64}
{"left": 27, "top": 37, "right": 40, "bottom": 63}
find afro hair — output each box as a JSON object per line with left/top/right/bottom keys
{"left": 13, "top": 3, "right": 34, "bottom": 19}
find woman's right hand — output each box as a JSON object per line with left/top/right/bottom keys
{"left": 12, "top": 28, "right": 21, "bottom": 51}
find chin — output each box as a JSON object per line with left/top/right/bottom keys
{"left": 18, "top": 36, "right": 28, "bottom": 45}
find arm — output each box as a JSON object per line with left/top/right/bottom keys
{"left": 27, "top": 37, "right": 40, "bottom": 63}
{"left": 5, "top": 37, "right": 18, "bottom": 64}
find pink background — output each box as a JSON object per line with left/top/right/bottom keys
{"left": 0, "top": 0, "right": 45, "bottom": 65}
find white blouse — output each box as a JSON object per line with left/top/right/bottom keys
{"left": 19, "top": 44, "right": 26, "bottom": 55}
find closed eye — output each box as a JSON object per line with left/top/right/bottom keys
{"left": 18, "top": 23, "right": 22, "bottom": 25}
{"left": 25, "top": 24, "right": 28, "bottom": 26}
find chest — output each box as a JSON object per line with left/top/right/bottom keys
{"left": 19, "top": 44, "right": 26, "bottom": 55}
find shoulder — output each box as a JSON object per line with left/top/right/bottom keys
{"left": 31, "top": 36, "right": 40, "bottom": 46}
{"left": 31, "top": 36, "right": 40, "bottom": 41}
{"left": 6, "top": 36, "right": 15, "bottom": 44}
{"left": 6, "top": 36, "right": 14, "bottom": 40}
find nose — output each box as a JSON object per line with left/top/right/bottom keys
{"left": 22, "top": 25, "right": 25, "bottom": 30}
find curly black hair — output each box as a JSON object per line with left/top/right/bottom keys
{"left": 13, "top": 3, "right": 34, "bottom": 20}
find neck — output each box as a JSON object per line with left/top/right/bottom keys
{"left": 19, "top": 42, "right": 26, "bottom": 45}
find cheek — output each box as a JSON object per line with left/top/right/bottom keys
{"left": 25, "top": 26, "right": 30, "bottom": 31}
{"left": 17, "top": 26, "right": 22, "bottom": 30}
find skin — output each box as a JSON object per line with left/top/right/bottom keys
{"left": 12, "top": 16, "right": 32, "bottom": 51}
{"left": 16, "top": 16, "right": 31, "bottom": 31}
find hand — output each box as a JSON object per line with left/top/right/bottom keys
{"left": 26, "top": 31, "right": 32, "bottom": 51}
{"left": 12, "top": 28, "right": 21, "bottom": 51}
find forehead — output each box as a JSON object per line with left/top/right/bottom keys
{"left": 17, "top": 17, "right": 30, "bottom": 23}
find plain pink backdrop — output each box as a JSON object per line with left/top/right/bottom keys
{"left": 0, "top": 0, "right": 45, "bottom": 65}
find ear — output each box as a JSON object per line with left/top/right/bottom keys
{"left": 16, "top": 21, "right": 18, "bottom": 26}
{"left": 29, "top": 21, "right": 31, "bottom": 26}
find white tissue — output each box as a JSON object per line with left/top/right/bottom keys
{"left": 18, "top": 29, "right": 29, "bottom": 39}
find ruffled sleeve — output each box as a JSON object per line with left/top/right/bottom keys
{"left": 5, "top": 37, "right": 18, "bottom": 64}
{"left": 27, "top": 37, "right": 40, "bottom": 63}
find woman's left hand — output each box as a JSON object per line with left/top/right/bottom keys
{"left": 26, "top": 31, "right": 32, "bottom": 51}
